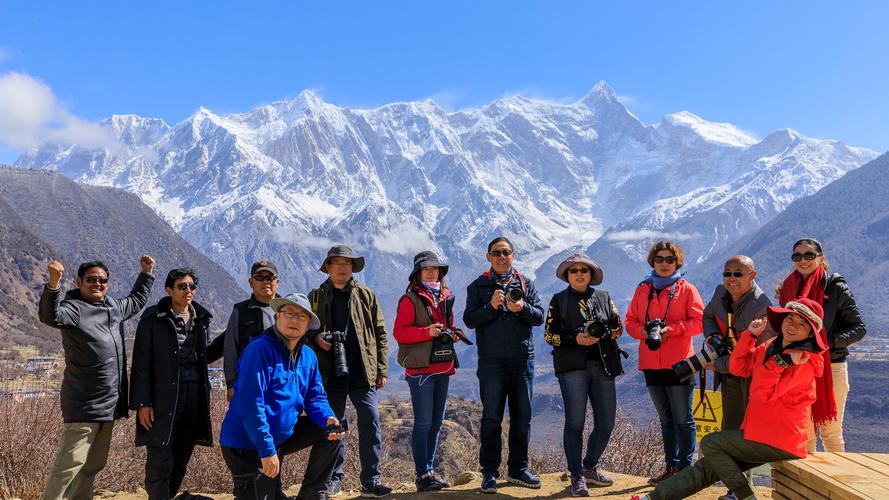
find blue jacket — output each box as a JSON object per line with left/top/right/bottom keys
{"left": 220, "top": 327, "right": 334, "bottom": 458}
{"left": 463, "top": 270, "right": 544, "bottom": 359}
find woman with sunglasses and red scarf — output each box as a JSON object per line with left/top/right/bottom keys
{"left": 776, "top": 238, "right": 867, "bottom": 452}
{"left": 625, "top": 240, "right": 704, "bottom": 485}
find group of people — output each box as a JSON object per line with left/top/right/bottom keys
{"left": 36, "top": 236, "right": 865, "bottom": 500}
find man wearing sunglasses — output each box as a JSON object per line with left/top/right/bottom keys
{"left": 701, "top": 256, "right": 771, "bottom": 500}
{"left": 130, "top": 268, "right": 214, "bottom": 499}
{"left": 39, "top": 256, "right": 155, "bottom": 500}
{"left": 216, "top": 261, "right": 281, "bottom": 402}
{"left": 464, "top": 237, "right": 545, "bottom": 494}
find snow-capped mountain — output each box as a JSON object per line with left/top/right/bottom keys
{"left": 14, "top": 81, "right": 877, "bottom": 322}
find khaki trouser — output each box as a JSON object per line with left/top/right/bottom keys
{"left": 42, "top": 421, "right": 114, "bottom": 500}
{"left": 807, "top": 361, "right": 850, "bottom": 453}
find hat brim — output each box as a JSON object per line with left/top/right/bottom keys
{"left": 409, "top": 264, "right": 449, "bottom": 282}
{"left": 556, "top": 261, "right": 603, "bottom": 285}
{"left": 766, "top": 306, "right": 820, "bottom": 344}
{"left": 251, "top": 267, "right": 277, "bottom": 276}
{"left": 319, "top": 256, "right": 365, "bottom": 273}
{"left": 269, "top": 298, "right": 321, "bottom": 330}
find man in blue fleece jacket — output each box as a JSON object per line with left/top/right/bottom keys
{"left": 220, "top": 293, "right": 344, "bottom": 500}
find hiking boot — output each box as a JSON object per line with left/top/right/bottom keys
{"left": 326, "top": 479, "right": 344, "bottom": 498}
{"left": 432, "top": 472, "right": 450, "bottom": 488}
{"left": 415, "top": 473, "right": 445, "bottom": 492}
{"left": 506, "top": 468, "right": 541, "bottom": 489}
{"left": 480, "top": 471, "right": 497, "bottom": 494}
{"left": 360, "top": 479, "right": 392, "bottom": 498}
{"left": 718, "top": 490, "right": 739, "bottom": 500}
{"left": 570, "top": 476, "right": 590, "bottom": 497}
{"left": 583, "top": 467, "right": 614, "bottom": 487}
{"left": 648, "top": 466, "right": 678, "bottom": 485}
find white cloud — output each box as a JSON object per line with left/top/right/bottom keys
{"left": 616, "top": 94, "right": 638, "bottom": 107}
{"left": 0, "top": 47, "right": 8, "bottom": 63}
{"left": 605, "top": 229, "right": 698, "bottom": 242}
{"left": 0, "top": 71, "right": 122, "bottom": 152}
{"left": 371, "top": 221, "right": 439, "bottom": 255}
{"left": 271, "top": 227, "right": 337, "bottom": 249}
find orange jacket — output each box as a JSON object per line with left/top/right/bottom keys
{"left": 625, "top": 279, "right": 704, "bottom": 370}
{"left": 729, "top": 330, "right": 824, "bottom": 458}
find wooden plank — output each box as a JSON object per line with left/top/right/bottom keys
{"left": 773, "top": 479, "right": 813, "bottom": 500}
{"left": 839, "top": 452, "right": 889, "bottom": 477}
{"left": 773, "top": 469, "right": 830, "bottom": 500}
{"left": 781, "top": 459, "right": 863, "bottom": 500}
{"left": 861, "top": 453, "right": 889, "bottom": 468}
{"left": 796, "top": 453, "right": 886, "bottom": 499}
{"left": 824, "top": 453, "right": 889, "bottom": 493}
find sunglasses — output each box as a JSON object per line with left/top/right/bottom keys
{"left": 489, "top": 249, "right": 514, "bottom": 257}
{"left": 175, "top": 283, "right": 197, "bottom": 291}
{"left": 252, "top": 274, "right": 277, "bottom": 282}
{"left": 653, "top": 256, "right": 676, "bottom": 264}
{"left": 722, "top": 271, "right": 745, "bottom": 278}
{"left": 280, "top": 311, "right": 310, "bottom": 321}
{"left": 84, "top": 276, "right": 109, "bottom": 285}
{"left": 567, "top": 268, "right": 591, "bottom": 274}
{"left": 791, "top": 251, "right": 821, "bottom": 262}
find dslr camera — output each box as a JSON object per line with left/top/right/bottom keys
{"left": 672, "top": 335, "right": 727, "bottom": 381}
{"left": 644, "top": 319, "right": 666, "bottom": 350}
{"left": 581, "top": 320, "right": 610, "bottom": 340}
{"left": 323, "top": 331, "right": 349, "bottom": 378}
{"left": 437, "top": 327, "right": 474, "bottom": 346}
{"left": 494, "top": 282, "right": 524, "bottom": 304}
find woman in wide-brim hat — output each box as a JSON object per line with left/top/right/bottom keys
{"left": 545, "top": 253, "right": 625, "bottom": 496}
{"left": 393, "top": 250, "right": 464, "bottom": 492}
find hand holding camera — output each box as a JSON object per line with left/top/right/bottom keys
{"left": 322, "top": 331, "right": 349, "bottom": 378}
{"left": 326, "top": 417, "right": 348, "bottom": 441}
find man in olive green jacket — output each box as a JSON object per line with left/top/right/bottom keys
{"left": 307, "top": 245, "right": 390, "bottom": 498}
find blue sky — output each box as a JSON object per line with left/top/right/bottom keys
{"left": 1, "top": 1, "right": 887, "bottom": 163}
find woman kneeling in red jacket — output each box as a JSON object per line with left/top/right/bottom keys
{"left": 638, "top": 297, "right": 830, "bottom": 500}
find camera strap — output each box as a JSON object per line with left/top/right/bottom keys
{"left": 644, "top": 282, "right": 677, "bottom": 323}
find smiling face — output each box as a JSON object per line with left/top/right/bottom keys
{"left": 781, "top": 312, "right": 814, "bottom": 343}
{"left": 567, "top": 265, "right": 592, "bottom": 291}
{"left": 793, "top": 241, "right": 824, "bottom": 277}
{"left": 420, "top": 266, "right": 440, "bottom": 282}
{"left": 249, "top": 271, "right": 278, "bottom": 302}
{"left": 486, "top": 241, "right": 515, "bottom": 275}
{"left": 166, "top": 276, "right": 196, "bottom": 311}
{"left": 723, "top": 257, "right": 755, "bottom": 301}
{"left": 76, "top": 266, "right": 109, "bottom": 302}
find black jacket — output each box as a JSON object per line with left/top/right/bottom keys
{"left": 463, "top": 271, "right": 544, "bottom": 359}
{"left": 823, "top": 273, "right": 867, "bottom": 363}
{"left": 544, "top": 287, "right": 625, "bottom": 376}
{"left": 38, "top": 272, "right": 154, "bottom": 422}
{"left": 129, "top": 297, "right": 214, "bottom": 447}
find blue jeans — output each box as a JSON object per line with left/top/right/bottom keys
{"left": 327, "top": 378, "right": 382, "bottom": 486}
{"left": 406, "top": 373, "right": 450, "bottom": 477}
{"left": 557, "top": 359, "right": 616, "bottom": 478}
{"left": 648, "top": 384, "right": 696, "bottom": 469}
{"left": 477, "top": 357, "right": 534, "bottom": 475}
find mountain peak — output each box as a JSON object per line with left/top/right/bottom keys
{"left": 579, "top": 81, "right": 620, "bottom": 106}
{"left": 660, "top": 111, "right": 757, "bottom": 147}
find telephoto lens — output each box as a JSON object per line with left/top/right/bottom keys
{"left": 324, "top": 331, "right": 350, "bottom": 378}
{"left": 672, "top": 341, "right": 719, "bottom": 381}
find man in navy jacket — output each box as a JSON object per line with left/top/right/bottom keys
{"left": 220, "top": 293, "right": 345, "bottom": 500}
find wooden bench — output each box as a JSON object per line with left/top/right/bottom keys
{"left": 772, "top": 452, "right": 889, "bottom": 499}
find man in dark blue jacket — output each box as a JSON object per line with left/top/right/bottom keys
{"left": 220, "top": 293, "right": 345, "bottom": 500}
{"left": 463, "top": 237, "right": 544, "bottom": 494}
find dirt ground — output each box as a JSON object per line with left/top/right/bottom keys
{"left": 96, "top": 471, "right": 771, "bottom": 499}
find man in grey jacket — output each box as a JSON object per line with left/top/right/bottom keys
{"left": 39, "top": 256, "right": 155, "bottom": 500}
{"left": 702, "top": 255, "right": 770, "bottom": 500}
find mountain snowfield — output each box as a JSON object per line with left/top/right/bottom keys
{"left": 14, "top": 81, "right": 877, "bottom": 313}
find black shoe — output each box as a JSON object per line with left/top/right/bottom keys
{"left": 326, "top": 479, "right": 344, "bottom": 498}
{"left": 416, "top": 473, "right": 445, "bottom": 492}
{"left": 480, "top": 471, "right": 497, "bottom": 494}
{"left": 432, "top": 472, "right": 451, "bottom": 488}
{"left": 506, "top": 468, "right": 541, "bottom": 489}
{"left": 360, "top": 480, "right": 392, "bottom": 498}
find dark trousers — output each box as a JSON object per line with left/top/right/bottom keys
{"left": 557, "top": 360, "right": 616, "bottom": 478}
{"left": 221, "top": 416, "right": 339, "bottom": 500}
{"left": 648, "top": 383, "right": 695, "bottom": 469}
{"left": 406, "top": 373, "right": 450, "bottom": 477}
{"left": 477, "top": 356, "right": 533, "bottom": 476}
{"left": 145, "top": 382, "right": 201, "bottom": 500}
{"left": 720, "top": 374, "right": 751, "bottom": 431}
{"left": 652, "top": 429, "right": 796, "bottom": 500}
{"left": 326, "top": 377, "right": 382, "bottom": 486}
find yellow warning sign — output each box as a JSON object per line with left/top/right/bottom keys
{"left": 692, "top": 389, "right": 723, "bottom": 442}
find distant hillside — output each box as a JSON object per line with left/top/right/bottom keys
{"left": 0, "top": 166, "right": 244, "bottom": 353}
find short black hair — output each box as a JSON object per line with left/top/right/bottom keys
{"left": 77, "top": 261, "right": 109, "bottom": 279}
{"left": 165, "top": 268, "right": 199, "bottom": 289}
{"left": 487, "top": 237, "right": 514, "bottom": 253}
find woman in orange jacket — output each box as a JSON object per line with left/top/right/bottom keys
{"left": 625, "top": 240, "right": 704, "bottom": 484}
{"left": 638, "top": 297, "right": 826, "bottom": 500}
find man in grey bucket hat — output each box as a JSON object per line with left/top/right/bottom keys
{"left": 308, "top": 245, "right": 391, "bottom": 497}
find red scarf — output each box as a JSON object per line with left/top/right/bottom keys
{"left": 780, "top": 266, "right": 837, "bottom": 426}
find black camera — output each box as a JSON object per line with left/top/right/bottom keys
{"left": 494, "top": 282, "right": 524, "bottom": 304}
{"left": 438, "top": 327, "right": 473, "bottom": 346}
{"left": 323, "top": 331, "right": 349, "bottom": 378}
{"left": 644, "top": 319, "right": 665, "bottom": 350}
{"left": 582, "top": 320, "right": 610, "bottom": 340}
{"left": 672, "top": 338, "right": 720, "bottom": 381}
{"left": 708, "top": 334, "right": 730, "bottom": 357}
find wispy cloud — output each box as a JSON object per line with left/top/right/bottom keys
{"left": 271, "top": 227, "right": 337, "bottom": 249}
{"left": 0, "top": 47, "right": 8, "bottom": 64}
{"left": 371, "top": 221, "right": 439, "bottom": 254}
{"left": 0, "top": 71, "right": 123, "bottom": 152}
{"left": 605, "top": 229, "right": 698, "bottom": 242}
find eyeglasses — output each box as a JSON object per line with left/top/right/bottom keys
{"left": 489, "top": 249, "right": 514, "bottom": 257}
{"left": 653, "top": 256, "right": 676, "bottom": 264}
{"left": 84, "top": 276, "right": 109, "bottom": 285}
{"left": 252, "top": 274, "right": 277, "bottom": 282}
{"left": 567, "top": 268, "right": 591, "bottom": 274}
{"left": 791, "top": 252, "right": 821, "bottom": 262}
{"left": 175, "top": 283, "right": 197, "bottom": 291}
{"left": 329, "top": 261, "right": 353, "bottom": 268}
{"left": 722, "top": 271, "right": 745, "bottom": 278}
{"left": 280, "top": 311, "right": 310, "bottom": 321}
